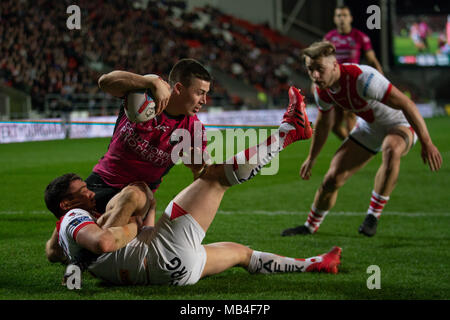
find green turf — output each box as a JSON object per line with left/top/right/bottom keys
{"left": 0, "top": 117, "right": 449, "bottom": 300}
{"left": 394, "top": 36, "right": 439, "bottom": 56}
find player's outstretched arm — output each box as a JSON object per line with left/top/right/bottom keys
{"left": 98, "top": 71, "right": 171, "bottom": 114}
{"left": 46, "top": 216, "right": 141, "bottom": 264}
{"left": 300, "top": 109, "right": 333, "bottom": 180}
{"left": 98, "top": 71, "right": 155, "bottom": 97}
{"left": 384, "top": 85, "right": 442, "bottom": 171}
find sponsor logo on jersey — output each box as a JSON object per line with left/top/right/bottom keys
{"left": 363, "top": 73, "right": 374, "bottom": 97}
{"left": 68, "top": 216, "right": 92, "bottom": 229}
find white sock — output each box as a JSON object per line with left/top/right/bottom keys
{"left": 247, "top": 250, "right": 322, "bottom": 274}
{"left": 224, "top": 123, "right": 295, "bottom": 185}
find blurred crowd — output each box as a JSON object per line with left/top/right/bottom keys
{"left": 0, "top": 0, "right": 304, "bottom": 115}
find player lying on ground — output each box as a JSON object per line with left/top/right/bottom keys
{"left": 45, "top": 87, "right": 342, "bottom": 286}
{"left": 282, "top": 41, "right": 442, "bottom": 238}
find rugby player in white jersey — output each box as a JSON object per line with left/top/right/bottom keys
{"left": 45, "top": 87, "right": 342, "bottom": 286}
{"left": 282, "top": 41, "right": 442, "bottom": 237}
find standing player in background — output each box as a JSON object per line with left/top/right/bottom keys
{"left": 281, "top": 41, "right": 442, "bottom": 237}
{"left": 323, "top": 5, "right": 383, "bottom": 140}
{"left": 86, "top": 58, "right": 211, "bottom": 214}
{"left": 418, "top": 20, "right": 432, "bottom": 52}
{"left": 410, "top": 22, "right": 426, "bottom": 52}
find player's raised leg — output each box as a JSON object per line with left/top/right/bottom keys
{"left": 201, "top": 242, "right": 341, "bottom": 278}
{"left": 152, "top": 88, "right": 340, "bottom": 284}
{"left": 224, "top": 86, "right": 312, "bottom": 185}
{"left": 359, "top": 126, "right": 414, "bottom": 236}
{"left": 175, "top": 86, "right": 313, "bottom": 232}
{"left": 282, "top": 138, "right": 374, "bottom": 236}
{"left": 160, "top": 86, "right": 322, "bottom": 283}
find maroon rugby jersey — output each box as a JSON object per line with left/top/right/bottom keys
{"left": 93, "top": 107, "right": 207, "bottom": 190}
{"left": 324, "top": 28, "right": 373, "bottom": 64}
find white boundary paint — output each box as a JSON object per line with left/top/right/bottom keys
{"left": 1, "top": 210, "right": 448, "bottom": 217}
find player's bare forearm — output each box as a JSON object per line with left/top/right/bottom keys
{"left": 365, "top": 50, "right": 383, "bottom": 74}
{"left": 98, "top": 71, "right": 158, "bottom": 98}
{"left": 401, "top": 104, "right": 443, "bottom": 171}
{"left": 107, "top": 222, "right": 139, "bottom": 251}
{"left": 385, "top": 85, "right": 442, "bottom": 171}
{"left": 385, "top": 86, "right": 432, "bottom": 144}
{"left": 308, "top": 111, "right": 332, "bottom": 161}
{"left": 370, "top": 60, "right": 383, "bottom": 75}
{"left": 45, "top": 228, "right": 68, "bottom": 264}
{"left": 143, "top": 199, "right": 156, "bottom": 227}
{"left": 402, "top": 102, "right": 432, "bottom": 144}
{"left": 76, "top": 222, "right": 139, "bottom": 254}
{"left": 45, "top": 239, "right": 66, "bottom": 263}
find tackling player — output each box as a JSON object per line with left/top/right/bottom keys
{"left": 323, "top": 5, "right": 383, "bottom": 140}
{"left": 45, "top": 87, "right": 342, "bottom": 286}
{"left": 281, "top": 41, "right": 442, "bottom": 237}
{"left": 86, "top": 58, "right": 210, "bottom": 214}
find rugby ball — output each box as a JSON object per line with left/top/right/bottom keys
{"left": 124, "top": 90, "right": 156, "bottom": 123}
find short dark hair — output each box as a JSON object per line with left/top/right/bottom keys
{"left": 168, "top": 58, "right": 212, "bottom": 87}
{"left": 335, "top": 5, "right": 351, "bottom": 13}
{"left": 44, "top": 173, "right": 82, "bottom": 218}
{"left": 302, "top": 41, "right": 336, "bottom": 62}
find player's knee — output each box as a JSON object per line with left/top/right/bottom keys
{"left": 128, "top": 181, "right": 152, "bottom": 201}
{"left": 201, "top": 164, "right": 230, "bottom": 188}
{"left": 127, "top": 181, "right": 150, "bottom": 193}
{"left": 119, "top": 185, "right": 142, "bottom": 205}
{"left": 382, "top": 144, "right": 402, "bottom": 164}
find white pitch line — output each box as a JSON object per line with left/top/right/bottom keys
{"left": 0, "top": 210, "right": 449, "bottom": 217}
{"left": 0, "top": 210, "right": 48, "bottom": 215}
{"left": 217, "top": 210, "right": 450, "bottom": 217}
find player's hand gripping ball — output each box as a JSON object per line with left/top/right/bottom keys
{"left": 124, "top": 89, "right": 156, "bottom": 123}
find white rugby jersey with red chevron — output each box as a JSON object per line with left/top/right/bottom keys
{"left": 56, "top": 208, "right": 97, "bottom": 263}
{"left": 313, "top": 63, "right": 405, "bottom": 125}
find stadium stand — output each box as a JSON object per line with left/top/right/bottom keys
{"left": 0, "top": 0, "right": 310, "bottom": 118}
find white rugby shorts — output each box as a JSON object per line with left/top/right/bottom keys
{"left": 349, "top": 115, "right": 418, "bottom": 153}
{"left": 145, "top": 201, "right": 207, "bottom": 286}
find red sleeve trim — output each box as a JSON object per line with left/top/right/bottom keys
{"left": 73, "top": 221, "right": 96, "bottom": 241}
{"left": 381, "top": 83, "right": 393, "bottom": 104}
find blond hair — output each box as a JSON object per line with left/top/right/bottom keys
{"left": 302, "top": 41, "right": 336, "bottom": 61}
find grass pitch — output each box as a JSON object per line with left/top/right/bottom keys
{"left": 394, "top": 36, "right": 439, "bottom": 56}
{"left": 0, "top": 117, "right": 449, "bottom": 300}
